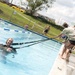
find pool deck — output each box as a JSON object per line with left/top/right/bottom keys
{"left": 48, "top": 44, "right": 75, "bottom": 75}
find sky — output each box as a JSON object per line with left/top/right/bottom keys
{"left": 39, "top": 0, "right": 75, "bottom": 26}
{"left": 10, "top": 0, "right": 75, "bottom": 26}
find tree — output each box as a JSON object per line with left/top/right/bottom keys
{"left": 25, "top": 0, "right": 55, "bottom": 15}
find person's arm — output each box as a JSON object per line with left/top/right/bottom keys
{"left": 10, "top": 47, "right": 17, "bottom": 58}
{"left": 52, "top": 28, "right": 67, "bottom": 39}
{"left": 0, "top": 44, "right": 9, "bottom": 51}
{"left": 11, "top": 47, "right": 17, "bottom": 54}
{"left": 51, "top": 33, "right": 62, "bottom": 39}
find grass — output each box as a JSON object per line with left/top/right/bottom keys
{"left": 0, "top": 2, "right": 62, "bottom": 42}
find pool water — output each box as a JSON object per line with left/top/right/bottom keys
{"left": 0, "top": 20, "right": 61, "bottom": 75}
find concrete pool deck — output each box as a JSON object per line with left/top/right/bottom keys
{"left": 48, "top": 45, "right": 75, "bottom": 75}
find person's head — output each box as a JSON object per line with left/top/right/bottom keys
{"left": 62, "top": 22, "right": 68, "bottom": 28}
{"left": 6, "top": 38, "right": 13, "bottom": 46}
{"left": 24, "top": 25, "right": 28, "bottom": 29}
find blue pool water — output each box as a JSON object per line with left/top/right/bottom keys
{"left": 0, "top": 20, "right": 61, "bottom": 75}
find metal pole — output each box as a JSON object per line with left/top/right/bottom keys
{"left": 9, "top": 10, "right": 16, "bottom": 22}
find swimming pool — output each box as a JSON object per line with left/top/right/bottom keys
{"left": 0, "top": 19, "right": 61, "bottom": 75}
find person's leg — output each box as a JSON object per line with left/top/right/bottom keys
{"left": 60, "top": 40, "right": 72, "bottom": 59}
{"left": 60, "top": 45, "right": 66, "bottom": 59}
{"left": 65, "top": 45, "right": 74, "bottom": 61}
{"left": 65, "top": 49, "right": 70, "bottom": 61}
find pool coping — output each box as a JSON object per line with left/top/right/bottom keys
{"left": 48, "top": 44, "right": 75, "bottom": 75}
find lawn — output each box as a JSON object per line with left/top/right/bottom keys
{"left": 0, "top": 2, "right": 62, "bottom": 41}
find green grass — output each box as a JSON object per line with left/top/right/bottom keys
{"left": 0, "top": 2, "right": 62, "bottom": 42}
